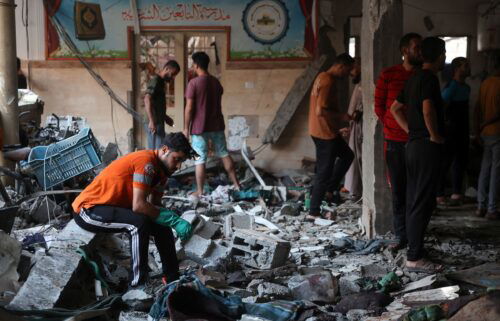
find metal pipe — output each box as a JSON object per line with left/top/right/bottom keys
{"left": 0, "top": 0, "right": 19, "bottom": 147}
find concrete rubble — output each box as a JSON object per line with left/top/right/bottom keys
{"left": 1, "top": 161, "right": 499, "bottom": 321}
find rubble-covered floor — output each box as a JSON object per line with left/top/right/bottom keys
{"left": 2, "top": 180, "right": 499, "bottom": 321}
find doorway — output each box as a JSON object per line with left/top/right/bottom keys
{"left": 132, "top": 29, "right": 227, "bottom": 149}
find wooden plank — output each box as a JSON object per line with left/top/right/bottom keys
{"left": 262, "top": 55, "right": 334, "bottom": 144}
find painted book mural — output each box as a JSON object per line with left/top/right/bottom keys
{"left": 46, "top": 0, "right": 317, "bottom": 60}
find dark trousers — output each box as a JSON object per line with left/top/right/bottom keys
{"left": 385, "top": 140, "right": 408, "bottom": 243}
{"left": 437, "top": 133, "right": 469, "bottom": 196}
{"left": 310, "top": 136, "right": 354, "bottom": 214}
{"left": 74, "top": 205, "right": 179, "bottom": 286}
{"left": 406, "top": 139, "right": 442, "bottom": 261}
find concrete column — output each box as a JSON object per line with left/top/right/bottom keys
{"left": 361, "top": 0, "right": 402, "bottom": 238}
{"left": 0, "top": 0, "right": 20, "bottom": 147}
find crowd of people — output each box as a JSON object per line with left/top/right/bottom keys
{"left": 67, "top": 43, "right": 499, "bottom": 288}
{"left": 308, "top": 34, "right": 500, "bottom": 273}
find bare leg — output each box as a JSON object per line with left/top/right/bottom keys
{"left": 221, "top": 156, "right": 240, "bottom": 190}
{"left": 194, "top": 164, "right": 206, "bottom": 196}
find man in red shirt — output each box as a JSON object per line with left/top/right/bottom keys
{"left": 374, "top": 33, "right": 422, "bottom": 250}
{"left": 72, "top": 133, "right": 197, "bottom": 288}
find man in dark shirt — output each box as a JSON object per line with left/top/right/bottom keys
{"left": 144, "top": 60, "right": 180, "bottom": 149}
{"left": 17, "top": 58, "right": 27, "bottom": 89}
{"left": 391, "top": 37, "right": 446, "bottom": 273}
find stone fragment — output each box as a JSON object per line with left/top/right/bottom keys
{"left": 195, "top": 268, "right": 226, "bottom": 288}
{"left": 118, "top": 311, "right": 151, "bottom": 321}
{"left": 182, "top": 234, "right": 214, "bottom": 262}
{"left": 347, "top": 309, "right": 375, "bottom": 321}
{"left": 314, "top": 218, "right": 334, "bottom": 226}
{"left": 339, "top": 275, "right": 362, "bottom": 296}
{"left": 240, "top": 315, "right": 272, "bottom": 321}
{"left": 257, "top": 282, "right": 292, "bottom": 300}
{"left": 361, "top": 264, "right": 390, "bottom": 278}
{"left": 0, "top": 231, "right": 21, "bottom": 293}
{"left": 288, "top": 271, "right": 338, "bottom": 303}
{"left": 7, "top": 220, "right": 96, "bottom": 310}
{"left": 196, "top": 219, "right": 220, "bottom": 239}
{"left": 122, "top": 289, "right": 154, "bottom": 311}
{"left": 224, "top": 214, "right": 254, "bottom": 238}
{"left": 229, "top": 229, "right": 290, "bottom": 269}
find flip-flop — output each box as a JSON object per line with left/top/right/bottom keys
{"left": 406, "top": 260, "right": 443, "bottom": 274}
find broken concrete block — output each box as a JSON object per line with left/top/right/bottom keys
{"left": 240, "top": 315, "right": 272, "bottom": 321}
{"left": 257, "top": 282, "right": 292, "bottom": 300}
{"left": 361, "top": 264, "right": 390, "bottom": 278}
{"left": 195, "top": 268, "right": 226, "bottom": 288}
{"left": 118, "top": 311, "right": 151, "bottom": 321}
{"left": 346, "top": 309, "right": 375, "bottom": 321}
{"left": 247, "top": 279, "right": 265, "bottom": 295}
{"left": 29, "top": 197, "right": 63, "bottom": 224}
{"left": 7, "top": 220, "right": 96, "bottom": 310}
{"left": 339, "top": 275, "right": 362, "bottom": 296}
{"left": 204, "top": 242, "right": 229, "bottom": 263}
{"left": 280, "top": 203, "right": 300, "bottom": 216}
{"left": 182, "top": 235, "right": 214, "bottom": 264}
{"left": 0, "top": 231, "right": 21, "bottom": 293}
{"left": 196, "top": 219, "right": 220, "bottom": 239}
{"left": 122, "top": 288, "right": 154, "bottom": 311}
{"left": 224, "top": 214, "right": 254, "bottom": 238}
{"left": 288, "top": 271, "right": 339, "bottom": 303}
{"left": 229, "top": 229, "right": 290, "bottom": 270}
{"left": 314, "top": 217, "right": 334, "bottom": 226}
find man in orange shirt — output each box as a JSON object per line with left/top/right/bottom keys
{"left": 475, "top": 57, "right": 500, "bottom": 220}
{"left": 308, "top": 53, "right": 355, "bottom": 218}
{"left": 72, "top": 133, "right": 197, "bottom": 287}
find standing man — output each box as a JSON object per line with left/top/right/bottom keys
{"left": 436, "top": 57, "right": 471, "bottom": 205}
{"left": 183, "top": 52, "right": 240, "bottom": 196}
{"left": 475, "top": 56, "right": 500, "bottom": 220}
{"left": 374, "top": 33, "right": 422, "bottom": 250}
{"left": 345, "top": 58, "right": 363, "bottom": 201}
{"left": 72, "top": 133, "right": 196, "bottom": 287}
{"left": 144, "top": 60, "right": 181, "bottom": 149}
{"left": 391, "top": 37, "right": 446, "bottom": 273}
{"left": 308, "top": 53, "right": 355, "bottom": 219}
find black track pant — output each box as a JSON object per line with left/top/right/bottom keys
{"left": 74, "top": 205, "right": 179, "bottom": 286}
{"left": 405, "top": 138, "right": 442, "bottom": 261}
{"left": 310, "top": 136, "right": 354, "bottom": 214}
{"left": 437, "top": 133, "right": 469, "bottom": 196}
{"left": 385, "top": 140, "right": 408, "bottom": 244}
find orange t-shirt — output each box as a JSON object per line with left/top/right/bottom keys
{"left": 72, "top": 150, "right": 167, "bottom": 217}
{"left": 309, "top": 72, "right": 339, "bottom": 139}
{"left": 479, "top": 76, "right": 500, "bottom": 136}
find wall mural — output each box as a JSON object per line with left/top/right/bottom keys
{"left": 46, "top": 0, "right": 317, "bottom": 61}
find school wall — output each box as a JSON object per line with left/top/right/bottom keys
{"left": 14, "top": 0, "right": 489, "bottom": 173}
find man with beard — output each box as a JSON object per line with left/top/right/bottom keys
{"left": 72, "top": 133, "right": 197, "bottom": 287}
{"left": 374, "top": 33, "right": 422, "bottom": 251}
{"left": 391, "top": 37, "right": 446, "bottom": 273}
{"left": 344, "top": 58, "right": 363, "bottom": 200}
{"left": 144, "top": 60, "right": 180, "bottom": 149}
{"left": 308, "top": 53, "right": 355, "bottom": 219}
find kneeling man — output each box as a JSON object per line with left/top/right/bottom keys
{"left": 72, "top": 132, "right": 196, "bottom": 287}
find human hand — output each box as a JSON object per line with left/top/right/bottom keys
{"left": 148, "top": 121, "right": 156, "bottom": 134}
{"left": 339, "top": 127, "right": 350, "bottom": 137}
{"left": 173, "top": 219, "right": 193, "bottom": 241}
{"left": 430, "top": 135, "right": 445, "bottom": 144}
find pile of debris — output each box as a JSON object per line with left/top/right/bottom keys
{"left": 0, "top": 141, "right": 499, "bottom": 320}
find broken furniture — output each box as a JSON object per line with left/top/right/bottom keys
{"left": 21, "top": 127, "right": 102, "bottom": 189}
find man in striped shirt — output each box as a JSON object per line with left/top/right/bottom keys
{"left": 374, "top": 33, "right": 422, "bottom": 250}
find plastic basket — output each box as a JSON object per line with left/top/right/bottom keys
{"left": 22, "top": 128, "right": 102, "bottom": 189}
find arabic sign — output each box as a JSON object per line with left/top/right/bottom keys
{"left": 47, "top": 0, "right": 309, "bottom": 60}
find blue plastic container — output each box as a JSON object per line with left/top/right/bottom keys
{"left": 22, "top": 128, "right": 102, "bottom": 189}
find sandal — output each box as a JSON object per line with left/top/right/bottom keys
{"left": 406, "top": 259, "right": 443, "bottom": 274}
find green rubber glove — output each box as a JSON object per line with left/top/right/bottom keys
{"left": 155, "top": 209, "right": 193, "bottom": 241}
